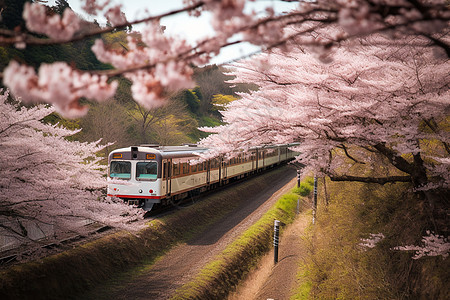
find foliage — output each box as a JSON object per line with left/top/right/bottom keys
{"left": 175, "top": 89, "right": 201, "bottom": 115}
{"left": 211, "top": 93, "right": 238, "bottom": 112}
{"left": 292, "top": 177, "right": 314, "bottom": 197}
{"left": 0, "top": 90, "right": 144, "bottom": 251}
{"left": 0, "top": 0, "right": 28, "bottom": 30}
{"left": 298, "top": 179, "right": 450, "bottom": 299}
{"left": 75, "top": 100, "right": 134, "bottom": 152}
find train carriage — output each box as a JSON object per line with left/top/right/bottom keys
{"left": 107, "top": 144, "right": 298, "bottom": 211}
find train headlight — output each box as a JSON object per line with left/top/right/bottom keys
{"left": 149, "top": 189, "right": 153, "bottom": 193}
{"left": 139, "top": 189, "right": 143, "bottom": 193}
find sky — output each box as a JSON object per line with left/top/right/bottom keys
{"left": 47, "top": 0, "right": 298, "bottom": 64}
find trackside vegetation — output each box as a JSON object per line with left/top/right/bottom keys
{"left": 170, "top": 177, "right": 315, "bottom": 299}
{"left": 291, "top": 179, "right": 449, "bottom": 300}
{"left": 0, "top": 167, "right": 292, "bottom": 300}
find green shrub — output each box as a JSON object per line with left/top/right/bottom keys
{"left": 292, "top": 176, "right": 314, "bottom": 197}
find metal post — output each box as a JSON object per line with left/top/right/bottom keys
{"left": 312, "top": 176, "right": 318, "bottom": 224}
{"left": 274, "top": 220, "right": 280, "bottom": 264}
{"left": 296, "top": 169, "right": 301, "bottom": 188}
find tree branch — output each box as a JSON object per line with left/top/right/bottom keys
{"left": 329, "top": 174, "right": 411, "bottom": 185}
{"left": 337, "top": 144, "right": 365, "bottom": 164}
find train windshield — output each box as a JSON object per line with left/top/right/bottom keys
{"left": 110, "top": 161, "right": 131, "bottom": 179}
{"left": 136, "top": 162, "right": 158, "bottom": 180}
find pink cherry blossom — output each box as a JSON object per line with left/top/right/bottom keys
{"left": 105, "top": 5, "right": 128, "bottom": 27}
{"left": 1, "top": 0, "right": 446, "bottom": 115}
{"left": 0, "top": 89, "right": 144, "bottom": 250}
{"left": 23, "top": 2, "right": 81, "bottom": 41}
{"left": 394, "top": 231, "right": 450, "bottom": 259}
{"left": 3, "top": 61, "right": 117, "bottom": 118}
{"left": 200, "top": 34, "right": 449, "bottom": 195}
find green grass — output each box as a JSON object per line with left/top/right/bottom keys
{"left": 292, "top": 178, "right": 450, "bottom": 299}
{"left": 170, "top": 178, "right": 314, "bottom": 299}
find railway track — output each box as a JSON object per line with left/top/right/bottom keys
{"left": 0, "top": 165, "right": 294, "bottom": 269}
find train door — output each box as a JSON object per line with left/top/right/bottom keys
{"left": 222, "top": 160, "right": 227, "bottom": 179}
{"left": 165, "top": 159, "right": 172, "bottom": 196}
{"left": 206, "top": 160, "right": 211, "bottom": 185}
{"left": 219, "top": 158, "right": 227, "bottom": 185}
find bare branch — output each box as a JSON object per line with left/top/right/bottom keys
{"left": 329, "top": 174, "right": 411, "bottom": 185}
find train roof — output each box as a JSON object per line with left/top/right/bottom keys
{"left": 109, "top": 144, "right": 209, "bottom": 159}
{"left": 109, "top": 143, "right": 300, "bottom": 160}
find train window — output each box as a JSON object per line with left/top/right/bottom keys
{"left": 173, "top": 163, "right": 180, "bottom": 176}
{"left": 110, "top": 161, "right": 131, "bottom": 180}
{"left": 136, "top": 162, "right": 158, "bottom": 180}
{"left": 182, "top": 163, "right": 189, "bottom": 174}
{"left": 191, "top": 164, "right": 197, "bottom": 172}
{"left": 198, "top": 163, "right": 203, "bottom": 171}
{"left": 163, "top": 162, "right": 168, "bottom": 179}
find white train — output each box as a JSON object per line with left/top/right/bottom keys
{"left": 107, "top": 144, "right": 298, "bottom": 211}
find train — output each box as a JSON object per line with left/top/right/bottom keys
{"left": 107, "top": 144, "right": 298, "bottom": 211}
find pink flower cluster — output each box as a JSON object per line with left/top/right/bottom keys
{"left": 3, "top": 61, "right": 117, "bottom": 118}
{"left": 394, "top": 231, "right": 450, "bottom": 259}
{"left": 23, "top": 3, "right": 80, "bottom": 40}
{"left": 359, "top": 233, "right": 385, "bottom": 249}
{"left": 105, "top": 5, "right": 128, "bottom": 27}
{"left": 92, "top": 21, "right": 194, "bottom": 109}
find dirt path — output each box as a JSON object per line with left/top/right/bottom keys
{"left": 93, "top": 168, "right": 297, "bottom": 300}
{"left": 228, "top": 211, "right": 310, "bottom": 300}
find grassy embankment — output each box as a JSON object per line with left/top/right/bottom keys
{"left": 0, "top": 167, "right": 292, "bottom": 300}
{"left": 291, "top": 179, "right": 449, "bottom": 299}
{"left": 170, "top": 177, "right": 315, "bottom": 299}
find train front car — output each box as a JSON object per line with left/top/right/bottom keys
{"left": 107, "top": 146, "right": 163, "bottom": 211}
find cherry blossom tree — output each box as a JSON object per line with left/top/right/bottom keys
{"left": 0, "top": 0, "right": 448, "bottom": 117}
{"left": 199, "top": 33, "right": 449, "bottom": 225}
{"left": 0, "top": 90, "right": 144, "bottom": 249}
